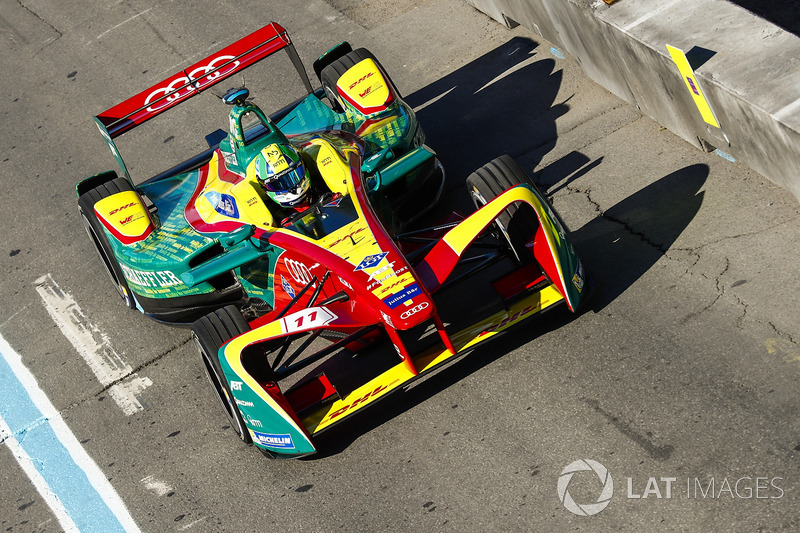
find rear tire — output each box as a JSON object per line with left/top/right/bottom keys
{"left": 465, "top": 155, "right": 541, "bottom": 264}
{"left": 319, "top": 48, "right": 399, "bottom": 113}
{"left": 77, "top": 177, "right": 136, "bottom": 309}
{"left": 192, "top": 306, "right": 253, "bottom": 444}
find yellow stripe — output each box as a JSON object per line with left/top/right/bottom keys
{"left": 304, "top": 285, "right": 564, "bottom": 434}
{"left": 667, "top": 44, "right": 720, "bottom": 128}
{"left": 443, "top": 186, "right": 567, "bottom": 299}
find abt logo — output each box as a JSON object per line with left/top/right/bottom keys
{"left": 400, "top": 301, "right": 429, "bottom": 320}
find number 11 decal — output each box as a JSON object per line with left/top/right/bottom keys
{"left": 280, "top": 306, "right": 337, "bottom": 334}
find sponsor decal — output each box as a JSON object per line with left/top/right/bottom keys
{"left": 108, "top": 202, "right": 136, "bottom": 216}
{"left": 479, "top": 305, "right": 539, "bottom": 337}
{"left": 380, "top": 311, "right": 394, "bottom": 328}
{"left": 327, "top": 383, "right": 392, "bottom": 421}
{"left": 348, "top": 71, "right": 374, "bottom": 90}
{"left": 253, "top": 432, "right": 295, "bottom": 449}
{"left": 284, "top": 258, "right": 318, "bottom": 286}
{"left": 400, "top": 301, "right": 429, "bottom": 320}
{"left": 280, "top": 306, "right": 337, "bottom": 334}
{"left": 572, "top": 262, "right": 585, "bottom": 293}
{"left": 366, "top": 261, "right": 395, "bottom": 282}
{"left": 144, "top": 55, "right": 240, "bottom": 112}
{"left": 204, "top": 191, "right": 239, "bottom": 218}
{"left": 245, "top": 416, "right": 263, "bottom": 428}
{"left": 235, "top": 398, "right": 254, "bottom": 407}
{"left": 281, "top": 276, "right": 296, "bottom": 299}
{"left": 263, "top": 143, "right": 290, "bottom": 173}
{"left": 230, "top": 381, "right": 243, "bottom": 391}
{"left": 221, "top": 150, "right": 238, "bottom": 168}
{"left": 686, "top": 77, "right": 699, "bottom": 96}
{"left": 383, "top": 283, "right": 421, "bottom": 309}
{"left": 120, "top": 265, "right": 182, "bottom": 288}
{"left": 324, "top": 196, "right": 344, "bottom": 208}
{"left": 327, "top": 227, "right": 366, "bottom": 248}
{"left": 366, "top": 265, "right": 408, "bottom": 290}
{"left": 354, "top": 252, "right": 388, "bottom": 271}
{"left": 372, "top": 277, "right": 406, "bottom": 297}
{"left": 337, "top": 276, "right": 353, "bottom": 291}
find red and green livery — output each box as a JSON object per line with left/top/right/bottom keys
{"left": 77, "top": 22, "right": 591, "bottom": 458}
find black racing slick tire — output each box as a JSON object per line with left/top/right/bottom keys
{"left": 77, "top": 177, "right": 136, "bottom": 309}
{"left": 465, "top": 155, "right": 541, "bottom": 264}
{"left": 192, "top": 305, "right": 253, "bottom": 444}
{"left": 319, "top": 48, "right": 400, "bottom": 113}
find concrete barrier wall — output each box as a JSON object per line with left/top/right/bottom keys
{"left": 465, "top": 0, "right": 800, "bottom": 202}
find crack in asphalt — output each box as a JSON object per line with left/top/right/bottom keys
{"left": 97, "top": 336, "right": 193, "bottom": 395}
{"left": 556, "top": 181, "right": 798, "bottom": 344}
{"left": 17, "top": 0, "right": 62, "bottom": 38}
{"left": 57, "top": 336, "right": 193, "bottom": 416}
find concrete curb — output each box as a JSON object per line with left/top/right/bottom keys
{"left": 465, "top": 0, "right": 800, "bottom": 202}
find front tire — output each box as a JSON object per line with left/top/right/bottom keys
{"left": 192, "top": 306, "right": 253, "bottom": 444}
{"left": 77, "top": 177, "right": 136, "bottom": 309}
{"left": 465, "top": 155, "right": 541, "bottom": 264}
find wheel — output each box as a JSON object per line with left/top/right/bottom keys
{"left": 465, "top": 155, "right": 541, "bottom": 264}
{"left": 319, "top": 48, "right": 400, "bottom": 113}
{"left": 77, "top": 177, "right": 136, "bottom": 308}
{"left": 191, "top": 305, "right": 253, "bottom": 444}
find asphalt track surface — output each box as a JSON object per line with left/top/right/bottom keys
{"left": 2, "top": 0, "right": 800, "bottom": 531}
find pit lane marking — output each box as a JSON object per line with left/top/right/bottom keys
{"left": 34, "top": 274, "right": 151, "bottom": 415}
{"left": 0, "top": 333, "right": 141, "bottom": 532}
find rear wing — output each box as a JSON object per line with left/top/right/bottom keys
{"left": 94, "top": 22, "right": 313, "bottom": 181}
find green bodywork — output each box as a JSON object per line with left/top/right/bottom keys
{"left": 78, "top": 82, "right": 431, "bottom": 321}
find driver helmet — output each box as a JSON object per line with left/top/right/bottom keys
{"left": 254, "top": 143, "right": 311, "bottom": 208}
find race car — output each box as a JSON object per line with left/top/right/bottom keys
{"left": 77, "top": 22, "right": 590, "bottom": 458}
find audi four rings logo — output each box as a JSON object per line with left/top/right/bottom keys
{"left": 285, "top": 258, "right": 314, "bottom": 285}
{"left": 144, "top": 55, "right": 240, "bottom": 112}
{"left": 400, "top": 301, "right": 429, "bottom": 319}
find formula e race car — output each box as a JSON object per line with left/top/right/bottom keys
{"left": 77, "top": 22, "right": 590, "bottom": 458}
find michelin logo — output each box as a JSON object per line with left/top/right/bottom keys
{"left": 253, "top": 432, "right": 295, "bottom": 449}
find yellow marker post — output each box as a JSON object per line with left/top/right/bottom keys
{"left": 666, "top": 44, "right": 720, "bottom": 128}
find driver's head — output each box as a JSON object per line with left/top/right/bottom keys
{"left": 254, "top": 143, "right": 310, "bottom": 208}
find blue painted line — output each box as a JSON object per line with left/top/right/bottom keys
{"left": 0, "top": 337, "right": 137, "bottom": 532}
{"left": 713, "top": 148, "right": 736, "bottom": 162}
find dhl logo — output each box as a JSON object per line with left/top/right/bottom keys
{"left": 348, "top": 71, "right": 374, "bottom": 90}
{"left": 108, "top": 202, "right": 136, "bottom": 216}
{"left": 324, "top": 380, "right": 398, "bottom": 422}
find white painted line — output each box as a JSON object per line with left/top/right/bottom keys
{"left": 140, "top": 474, "right": 174, "bottom": 496}
{"left": 179, "top": 517, "right": 206, "bottom": 530}
{"left": 109, "top": 376, "right": 154, "bottom": 416}
{"left": 34, "top": 274, "right": 151, "bottom": 415}
{"left": 0, "top": 417, "right": 79, "bottom": 533}
{"left": 0, "top": 334, "right": 141, "bottom": 532}
{"left": 96, "top": 9, "right": 152, "bottom": 40}
{"left": 622, "top": 0, "right": 682, "bottom": 31}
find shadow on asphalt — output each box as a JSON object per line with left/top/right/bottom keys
{"left": 573, "top": 163, "right": 708, "bottom": 313}
{"left": 306, "top": 38, "right": 708, "bottom": 459}
{"left": 405, "top": 36, "right": 567, "bottom": 186}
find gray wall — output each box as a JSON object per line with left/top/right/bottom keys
{"left": 465, "top": 0, "right": 800, "bottom": 201}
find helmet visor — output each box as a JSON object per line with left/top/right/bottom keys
{"left": 260, "top": 162, "right": 305, "bottom": 193}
